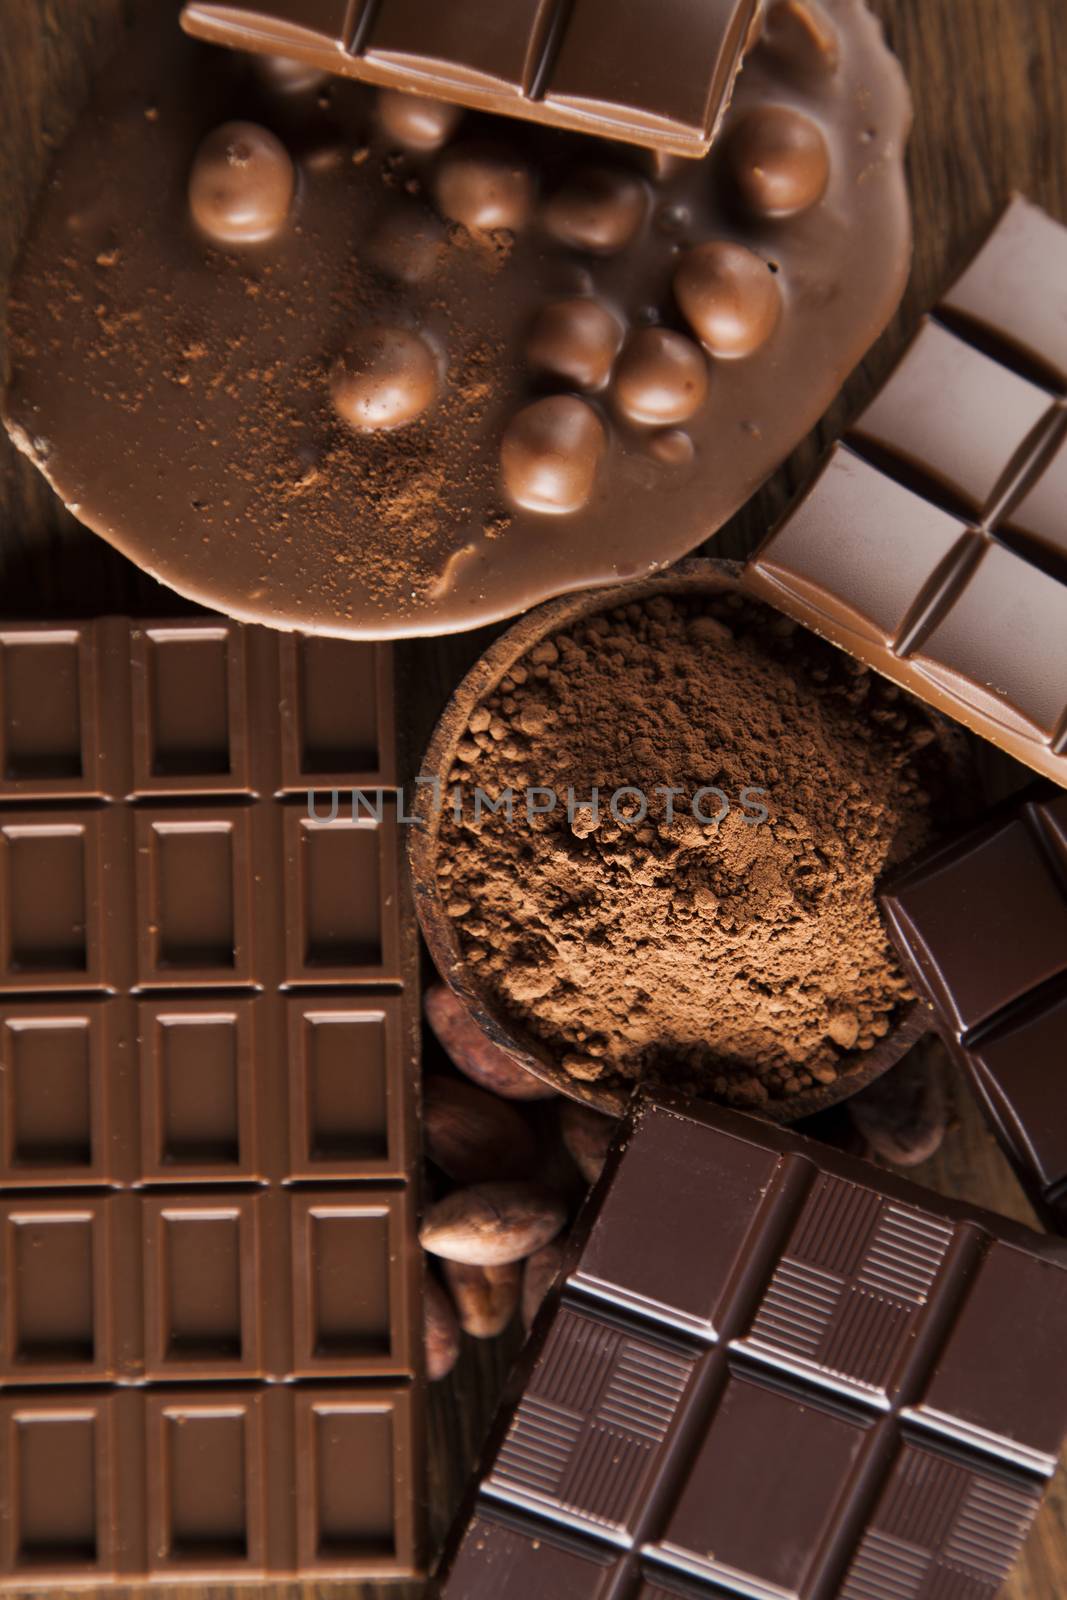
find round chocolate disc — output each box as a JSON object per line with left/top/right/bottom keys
{"left": 2, "top": 0, "right": 911, "bottom": 638}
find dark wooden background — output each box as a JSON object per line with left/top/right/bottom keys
{"left": 2, "top": 1, "right": 1066, "bottom": 1594}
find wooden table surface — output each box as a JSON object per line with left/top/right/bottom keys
{"left": 1, "top": 2, "right": 1066, "bottom": 1596}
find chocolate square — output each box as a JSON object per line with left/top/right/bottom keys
{"left": 910, "top": 541, "right": 1067, "bottom": 742}
{"left": 440, "top": 1097, "right": 1067, "bottom": 1600}
{"left": 940, "top": 195, "right": 1067, "bottom": 387}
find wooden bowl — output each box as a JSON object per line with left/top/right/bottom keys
{"left": 410, "top": 559, "right": 962, "bottom": 1123}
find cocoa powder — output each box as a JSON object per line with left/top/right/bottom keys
{"left": 434, "top": 591, "right": 962, "bottom": 1109}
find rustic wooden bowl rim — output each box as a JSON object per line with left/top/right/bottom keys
{"left": 409, "top": 559, "right": 938, "bottom": 1123}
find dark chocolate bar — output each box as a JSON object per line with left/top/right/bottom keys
{"left": 881, "top": 785, "right": 1067, "bottom": 1234}
{"left": 180, "top": 0, "right": 760, "bottom": 158}
{"left": 0, "top": 617, "right": 423, "bottom": 1584}
{"left": 440, "top": 1095, "right": 1067, "bottom": 1600}
{"left": 744, "top": 196, "right": 1067, "bottom": 787}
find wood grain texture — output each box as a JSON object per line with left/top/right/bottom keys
{"left": 1, "top": 2, "right": 1065, "bottom": 1595}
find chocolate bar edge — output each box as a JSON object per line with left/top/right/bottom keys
{"left": 179, "top": 0, "right": 760, "bottom": 158}
{"left": 431, "top": 1088, "right": 1067, "bottom": 1589}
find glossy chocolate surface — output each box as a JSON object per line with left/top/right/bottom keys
{"left": 746, "top": 197, "right": 1067, "bottom": 786}
{"left": 181, "top": 0, "right": 760, "bottom": 159}
{"left": 0, "top": 1386, "right": 418, "bottom": 1582}
{"left": 3, "top": 0, "right": 911, "bottom": 639}
{"left": 882, "top": 786, "right": 1067, "bottom": 1234}
{"left": 0, "top": 617, "right": 423, "bottom": 1584}
{"left": 440, "top": 1096, "right": 1067, "bottom": 1600}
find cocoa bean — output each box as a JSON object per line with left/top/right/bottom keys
{"left": 848, "top": 1036, "right": 948, "bottom": 1167}
{"left": 424, "top": 1075, "right": 540, "bottom": 1184}
{"left": 420, "top": 1181, "right": 566, "bottom": 1265}
{"left": 443, "top": 1259, "right": 521, "bottom": 1338}
{"left": 424, "top": 1272, "right": 461, "bottom": 1382}
{"left": 425, "top": 983, "right": 556, "bottom": 1100}
{"left": 522, "top": 1237, "right": 566, "bottom": 1331}
{"left": 559, "top": 1099, "right": 617, "bottom": 1185}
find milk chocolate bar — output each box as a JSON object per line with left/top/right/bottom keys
{"left": 881, "top": 785, "right": 1067, "bottom": 1234}
{"left": 745, "top": 197, "right": 1067, "bottom": 787}
{"left": 180, "top": 0, "right": 760, "bottom": 158}
{"left": 440, "top": 1095, "right": 1067, "bottom": 1600}
{"left": 0, "top": 617, "right": 423, "bottom": 1584}
{"left": 0, "top": 1385, "right": 419, "bottom": 1582}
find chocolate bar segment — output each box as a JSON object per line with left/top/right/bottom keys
{"left": 0, "top": 616, "right": 422, "bottom": 1584}
{"left": 440, "top": 1096, "right": 1067, "bottom": 1600}
{"left": 181, "top": 0, "right": 759, "bottom": 158}
{"left": 881, "top": 786, "right": 1067, "bottom": 1234}
{"left": 745, "top": 198, "right": 1067, "bottom": 785}
{"left": 0, "top": 1385, "right": 419, "bottom": 1581}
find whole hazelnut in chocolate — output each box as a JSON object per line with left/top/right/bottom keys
{"left": 614, "top": 329, "right": 708, "bottom": 427}
{"left": 648, "top": 429, "right": 695, "bottom": 467}
{"left": 526, "top": 299, "right": 624, "bottom": 391}
{"left": 760, "top": 0, "right": 841, "bottom": 76}
{"left": 674, "top": 241, "right": 782, "bottom": 359}
{"left": 188, "top": 120, "right": 295, "bottom": 243}
{"left": 501, "top": 396, "right": 606, "bottom": 515}
{"left": 543, "top": 168, "right": 648, "bottom": 255}
{"left": 435, "top": 148, "right": 533, "bottom": 233}
{"left": 189, "top": 121, "right": 295, "bottom": 245}
{"left": 252, "top": 53, "right": 327, "bottom": 95}
{"left": 330, "top": 326, "right": 439, "bottom": 432}
{"left": 726, "top": 106, "right": 830, "bottom": 218}
{"left": 378, "top": 89, "right": 462, "bottom": 153}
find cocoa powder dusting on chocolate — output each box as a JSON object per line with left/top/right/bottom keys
{"left": 436, "top": 593, "right": 960, "bottom": 1108}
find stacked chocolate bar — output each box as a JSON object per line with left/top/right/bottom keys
{"left": 0, "top": 618, "right": 422, "bottom": 1583}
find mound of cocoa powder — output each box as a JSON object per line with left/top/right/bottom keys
{"left": 433, "top": 590, "right": 964, "bottom": 1108}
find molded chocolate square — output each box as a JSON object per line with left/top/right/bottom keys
{"left": 181, "top": 0, "right": 358, "bottom": 54}
{"left": 445, "top": 1510, "right": 626, "bottom": 1599}
{"left": 293, "top": 1386, "right": 419, "bottom": 1576}
{"left": 0, "top": 1196, "right": 140, "bottom": 1383}
{"left": 851, "top": 320, "right": 1056, "bottom": 518}
{"left": 0, "top": 1393, "right": 119, "bottom": 1581}
{"left": 880, "top": 808, "right": 1067, "bottom": 1037}
{"left": 365, "top": 0, "right": 557, "bottom": 95}
{"left": 138, "top": 999, "right": 260, "bottom": 1182}
{"left": 998, "top": 425, "right": 1067, "bottom": 581}
{"left": 141, "top": 1193, "right": 267, "bottom": 1380}
{"left": 134, "top": 808, "right": 255, "bottom": 986}
{"left": 652, "top": 1367, "right": 874, "bottom": 1597}
{"left": 441, "top": 1096, "right": 1067, "bottom": 1600}
{"left": 278, "top": 634, "right": 396, "bottom": 791}
{"left": 286, "top": 995, "right": 410, "bottom": 1179}
{"left": 546, "top": 0, "right": 754, "bottom": 144}
{"left": 486, "top": 1301, "right": 701, "bottom": 1537}
{"left": 0, "top": 626, "right": 102, "bottom": 800}
{"left": 739, "top": 1174, "right": 957, "bottom": 1402}
{"left": 283, "top": 807, "right": 401, "bottom": 984}
{"left": 0, "top": 1004, "right": 120, "bottom": 1185}
{"left": 143, "top": 1389, "right": 271, "bottom": 1576}
{"left": 747, "top": 446, "right": 972, "bottom": 649}
{"left": 910, "top": 540, "right": 1067, "bottom": 744}
{"left": 131, "top": 624, "right": 251, "bottom": 796}
{"left": 915, "top": 1242, "right": 1067, "bottom": 1471}
{"left": 840, "top": 1438, "right": 1042, "bottom": 1600}
{"left": 571, "top": 1104, "right": 781, "bottom": 1338}
{"left": 289, "top": 1188, "right": 414, "bottom": 1376}
{"left": 967, "top": 991, "right": 1067, "bottom": 1201}
{"left": 940, "top": 196, "right": 1067, "bottom": 388}
{"left": 0, "top": 812, "right": 110, "bottom": 990}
